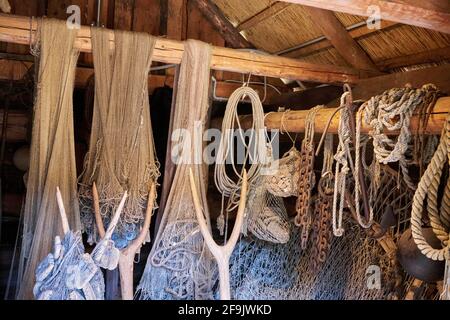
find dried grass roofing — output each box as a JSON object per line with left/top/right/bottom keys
{"left": 213, "top": 0, "right": 450, "bottom": 69}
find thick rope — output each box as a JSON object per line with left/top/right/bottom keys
{"left": 411, "top": 111, "right": 450, "bottom": 261}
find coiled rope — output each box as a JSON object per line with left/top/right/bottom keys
{"left": 362, "top": 85, "right": 440, "bottom": 190}
{"left": 214, "top": 86, "right": 268, "bottom": 233}
{"left": 410, "top": 111, "right": 450, "bottom": 261}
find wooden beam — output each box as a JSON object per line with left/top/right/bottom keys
{"left": 189, "top": 0, "right": 253, "bottom": 48}
{"left": 0, "top": 110, "right": 28, "bottom": 141}
{"left": 350, "top": 64, "right": 450, "bottom": 100}
{"left": 237, "top": 2, "right": 291, "bottom": 31}
{"left": 0, "top": 14, "right": 368, "bottom": 83}
{"left": 302, "top": 6, "right": 381, "bottom": 72}
{"left": 277, "top": 0, "right": 450, "bottom": 34}
{"left": 264, "top": 85, "right": 343, "bottom": 109}
{"left": 167, "top": 0, "right": 186, "bottom": 41}
{"left": 376, "top": 46, "right": 450, "bottom": 71}
{"left": 282, "top": 20, "right": 397, "bottom": 58}
{"left": 0, "top": 58, "right": 286, "bottom": 101}
{"left": 237, "top": 96, "right": 450, "bottom": 134}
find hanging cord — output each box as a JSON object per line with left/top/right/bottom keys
{"left": 214, "top": 86, "right": 268, "bottom": 235}
{"left": 362, "top": 84, "right": 440, "bottom": 190}
{"left": 332, "top": 92, "right": 353, "bottom": 237}
{"left": 354, "top": 106, "right": 374, "bottom": 228}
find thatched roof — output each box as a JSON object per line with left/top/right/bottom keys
{"left": 213, "top": 0, "right": 450, "bottom": 70}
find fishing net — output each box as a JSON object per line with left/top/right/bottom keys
{"left": 33, "top": 232, "right": 105, "bottom": 300}
{"left": 228, "top": 165, "right": 414, "bottom": 300}
{"left": 242, "top": 147, "right": 301, "bottom": 244}
{"left": 17, "top": 18, "right": 80, "bottom": 300}
{"left": 136, "top": 40, "right": 217, "bottom": 300}
{"left": 78, "top": 28, "right": 159, "bottom": 247}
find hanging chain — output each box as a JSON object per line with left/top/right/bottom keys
{"left": 310, "top": 134, "right": 334, "bottom": 271}
{"left": 295, "top": 105, "right": 323, "bottom": 249}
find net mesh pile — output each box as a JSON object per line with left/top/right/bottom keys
{"left": 228, "top": 165, "right": 415, "bottom": 300}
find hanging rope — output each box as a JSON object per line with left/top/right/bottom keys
{"left": 362, "top": 84, "right": 440, "bottom": 190}
{"left": 332, "top": 92, "right": 353, "bottom": 237}
{"left": 214, "top": 86, "right": 268, "bottom": 234}
{"left": 410, "top": 111, "right": 450, "bottom": 261}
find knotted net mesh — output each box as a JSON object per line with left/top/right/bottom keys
{"left": 137, "top": 40, "right": 217, "bottom": 300}
{"left": 78, "top": 28, "right": 159, "bottom": 247}
{"left": 17, "top": 18, "right": 80, "bottom": 300}
{"left": 228, "top": 165, "right": 414, "bottom": 300}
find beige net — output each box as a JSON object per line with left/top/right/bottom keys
{"left": 17, "top": 18, "right": 80, "bottom": 300}
{"left": 137, "top": 40, "right": 217, "bottom": 300}
{"left": 78, "top": 28, "right": 159, "bottom": 247}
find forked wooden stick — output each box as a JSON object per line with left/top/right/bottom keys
{"left": 189, "top": 168, "right": 248, "bottom": 300}
{"left": 56, "top": 186, "right": 70, "bottom": 235}
{"left": 93, "top": 182, "right": 156, "bottom": 300}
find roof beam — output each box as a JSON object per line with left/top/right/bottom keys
{"left": 0, "top": 14, "right": 370, "bottom": 84}
{"left": 376, "top": 46, "right": 450, "bottom": 70}
{"left": 302, "top": 6, "right": 381, "bottom": 73}
{"left": 189, "top": 0, "right": 253, "bottom": 48}
{"left": 277, "top": 0, "right": 450, "bottom": 34}
{"left": 282, "top": 20, "right": 397, "bottom": 58}
{"left": 236, "top": 2, "right": 291, "bottom": 31}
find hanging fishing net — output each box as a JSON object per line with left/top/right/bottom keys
{"left": 227, "top": 163, "right": 414, "bottom": 300}
{"left": 17, "top": 18, "right": 80, "bottom": 300}
{"left": 137, "top": 40, "right": 217, "bottom": 300}
{"left": 243, "top": 147, "right": 301, "bottom": 244}
{"left": 78, "top": 28, "right": 159, "bottom": 247}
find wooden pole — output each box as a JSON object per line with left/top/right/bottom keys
{"left": 235, "top": 97, "right": 450, "bottom": 135}
{"left": 0, "top": 14, "right": 371, "bottom": 84}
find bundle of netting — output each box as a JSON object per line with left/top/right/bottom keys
{"left": 78, "top": 28, "right": 159, "bottom": 247}
{"left": 33, "top": 232, "right": 105, "bottom": 300}
{"left": 136, "top": 40, "right": 217, "bottom": 300}
{"left": 227, "top": 165, "right": 414, "bottom": 300}
{"left": 17, "top": 18, "right": 81, "bottom": 300}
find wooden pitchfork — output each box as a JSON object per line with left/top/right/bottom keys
{"left": 92, "top": 182, "right": 156, "bottom": 300}
{"left": 56, "top": 186, "right": 127, "bottom": 237}
{"left": 188, "top": 168, "right": 248, "bottom": 300}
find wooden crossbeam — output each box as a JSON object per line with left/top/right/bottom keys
{"left": 237, "top": 2, "right": 291, "bottom": 31}
{"left": 237, "top": 96, "right": 450, "bottom": 134}
{"left": 0, "top": 14, "right": 370, "bottom": 84}
{"left": 0, "top": 58, "right": 285, "bottom": 101}
{"left": 302, "top": 6, "right": 381, "bottom": 73}
{"left": 278, "top": 0, "right": 450, "bottom": 34}
{"left": 376, "top": 46, "right": 450, "bottom": 71}
{"left": 190, "top": 0, "right": 252, "bottom": 48}
{"left": 282, "top": 20, "right": 397, "bottom": 58}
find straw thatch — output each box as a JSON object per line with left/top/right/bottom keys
{"left": 213, "top": 0, "right": 450, "bottom": 70}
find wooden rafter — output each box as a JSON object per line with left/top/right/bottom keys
{"left": 302, "top": 6, "right": 381, "bottom": 73}
{"left": 0, "top": 14, "right": 371, "bottom": 84}
{"left": 189, "top": 0, "right": 253, "bottom": 48}
{"left": 236, "top": 1, "right": 291, "bottom": 31}
{"left": 277, "top": 0, "right": 450, "bottom": 34}
{"left": 376, "top": 46, "right": 450, "bottom": 71}
{"left": 282, "top": 20, "right": 397, "bottom": 58}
